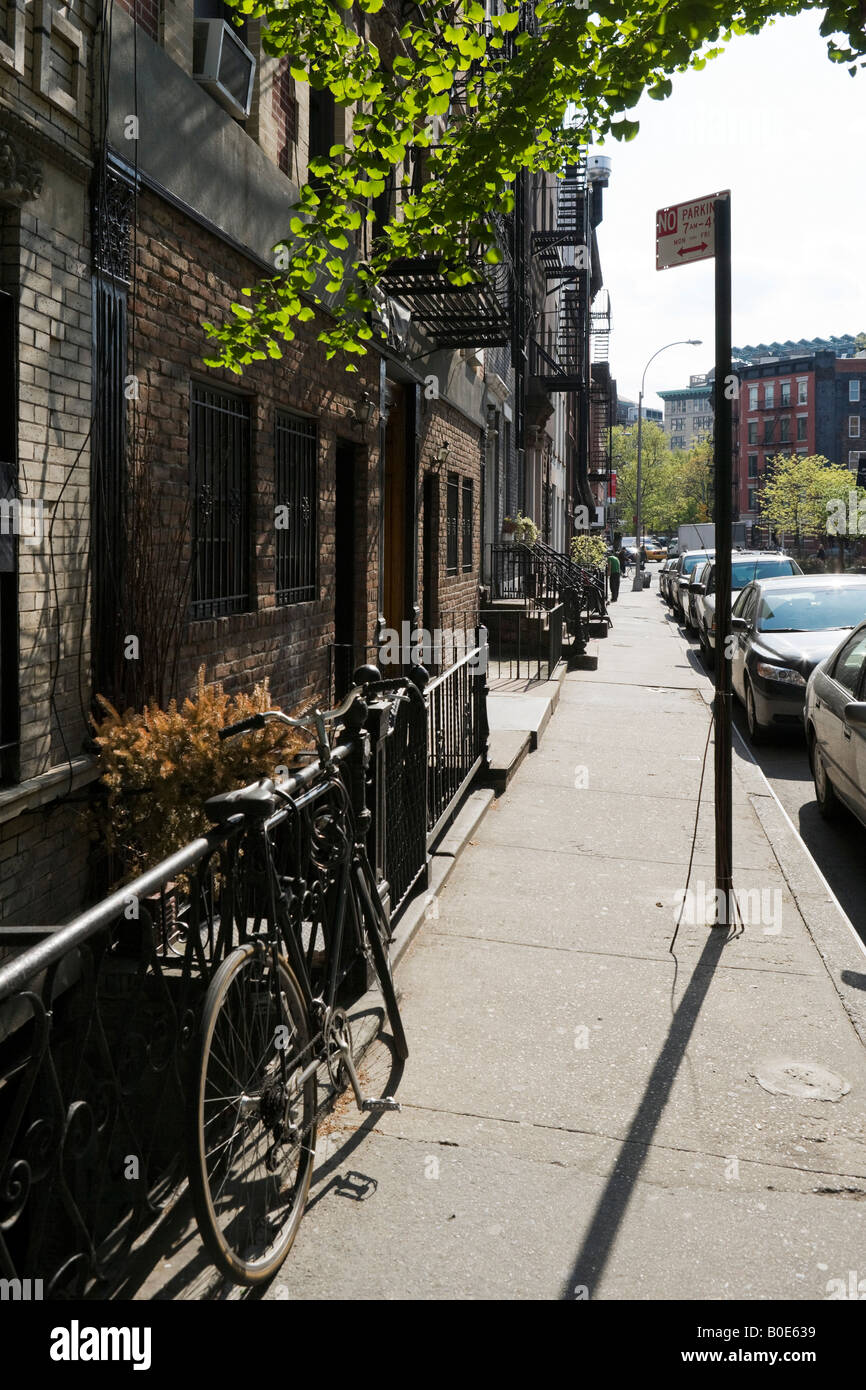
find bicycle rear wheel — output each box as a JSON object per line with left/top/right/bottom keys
{"left": 188, "top": 943, "right": 317, "bottom": 1286}
{"left": 353, "top": 858, "right": 409, "bottom": 1061}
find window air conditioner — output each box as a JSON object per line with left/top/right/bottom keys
{"left": 193, "top": 20, "right": 256, "bottom": 121}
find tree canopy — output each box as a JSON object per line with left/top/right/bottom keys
{"left": 203, "top": 0, "right": 865, "bottom": 373}
{"left": 759, "top": 454, "right": 866, "bottom": 541}
{"left": 612, "top": 423, "right": 713, "bottom": 533}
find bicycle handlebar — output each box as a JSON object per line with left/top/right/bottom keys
{"left": 217, "top": 674, "right": 421, "bottom": 747}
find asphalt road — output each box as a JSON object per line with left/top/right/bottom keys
{"left": 658, "top": 567, "right": 866, "bottom": 948}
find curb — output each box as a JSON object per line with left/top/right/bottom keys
{"left": 695, "top": 687, "right": 866, "bottom": 1050}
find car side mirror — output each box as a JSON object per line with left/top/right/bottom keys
{"left": 692, "top": 583, "right": 705, "bottom": 594}
{"left": 730, "top": 616, "right": 748, "bottom": 632}
{"left": 843, "top": 701, "right": 866, "bottom": 727}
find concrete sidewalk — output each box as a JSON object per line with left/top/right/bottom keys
{"left": 254, "top": 578, "right": 866, "bottom": 1301}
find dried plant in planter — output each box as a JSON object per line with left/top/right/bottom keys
{"left": 91, "top": 666, "right": 307, "bottom": 879}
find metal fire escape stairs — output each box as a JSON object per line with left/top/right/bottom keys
{"left": 529, "top": 154, "right": 589, "bottom": 391}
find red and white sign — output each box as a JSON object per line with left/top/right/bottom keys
{"left": 656, "top": 191, "right": 730, "bottom": 271}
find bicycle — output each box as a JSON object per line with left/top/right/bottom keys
{"left": 186, "top": 673, "right": 413, "bottom": 1286}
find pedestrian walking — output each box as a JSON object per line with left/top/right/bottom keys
{"left": 607, "top": 549, "right": 621, "bottom": 602}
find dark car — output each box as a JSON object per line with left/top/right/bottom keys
{"left": 697, "top": 551, "right": 802, "bottom": 655}
{"left": 670, "top": 549, "right": 714, "bottom": 621}
{"left": 730, "top": 575, "right": 866, "bottom": 742}
{"left": 659, "top": 557, "right": 677, "bottom": 603}
{"left": 685, "top": 560, "right": 712, "bottom": 633}
{"left": 804, "top": 621, "right": 866, "bottom": 826}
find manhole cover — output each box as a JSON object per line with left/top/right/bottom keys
{"left": 752, "top": 1059, "right": 851, "bottom": 1102}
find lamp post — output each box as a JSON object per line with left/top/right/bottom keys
{"left": 632, "top": 339, "right": 702, "bottom": 591}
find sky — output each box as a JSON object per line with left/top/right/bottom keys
{"left": 592, "top": 11, "right": 866, "bottom": 412}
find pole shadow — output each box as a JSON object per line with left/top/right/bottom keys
{"left": 561, "top": 926, "right": 728, "bottom": 1300}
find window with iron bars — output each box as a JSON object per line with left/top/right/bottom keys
{"left": 446, "top": 473, "right": 459, "bottom": 575}
{"left": 275, "top": 410, "right": 317, "bottom": 604}
{"left": 462, "top": 477, "right": 473, "bottom": 571}
{"left": 190, "top": 384, "right": 251, "bottom": 620}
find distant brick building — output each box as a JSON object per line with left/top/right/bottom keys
{"left": 733, "top": 347, "right": 866, "bottom": 522}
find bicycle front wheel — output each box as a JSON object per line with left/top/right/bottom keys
{"left": 188, "top": 943, "right": 317, "bottom": 1286}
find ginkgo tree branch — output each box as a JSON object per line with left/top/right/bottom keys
{"left": 202, "top": 0, "right": 864, "bottom": 374}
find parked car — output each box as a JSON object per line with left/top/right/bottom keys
{"left": 730, "top": 575, "right": 866, "bottom": 742}
{"left": 659, "top": 557, "right": 677, "bottom": 603}
{"left": 670, "top": 549, "right": 714, "bottom": 621}
{"left": 804, "top": 621, "right": 866, "bottom": 826}
{"left": 685, "top": 559, "right": 712, "bottom": 632}
{"left": 697, "top": 552, "right": 803, "bottom": 655}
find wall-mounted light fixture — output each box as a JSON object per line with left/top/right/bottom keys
{"left": 432, "top": 440, "right": 451, "bottom": 469}
{"left": 351, "top": 389, "right": 374, "bottom": 430}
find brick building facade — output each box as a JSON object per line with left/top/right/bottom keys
{"left": 1, "top": 0, "right": 99, "bottom": 925}
{"left": 0, "top": 0, "right": 491, "bottom": 925}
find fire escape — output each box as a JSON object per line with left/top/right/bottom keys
{"left": 528, "top": 154, "right": 589, "bottom": 392}
{"left": 589, "top": 287, "right": 614, "bottom": 504}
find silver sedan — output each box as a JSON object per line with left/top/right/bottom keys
{"left": 804, "top": 620, "right": 866, "bottom": 826}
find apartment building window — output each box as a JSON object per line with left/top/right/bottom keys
{"left": 779, "top": 417, "right": 790, "bottom": 444}
{"left": 780, "top": 382, "right": 791, "bottom": 406}
{"left": 797, "top": 380, "right": 808, "bottom": 404}
{"left": 190, "top": 384, "right": 251, "bottom": 619}
{"left": 850, "top": 416, "right": 862, "bottom": 438}
{"left": 461, "top": 478, "right": 473, "bottom": 572}
{"left": 748, "top": 488, "right": 757, "bottom": 511}
{"left": 763, "top": 418, "right": 774, "bottom": 444}
{"left": 764, "top": 384, "right": 774, "bottom": 408}
{"left": 446, "top": 473, "right": 459, "bottom": 575}
{"left": 748, "top": 454, "right": 758, "bottom": 478}
{"left": 275, "top": 410, "right": 317, "bottom": 604}
{"left": 850, "top": 380, "right": 861, "bottom": 403}
{"left": 273, "top": 64, "right": 299, "bottom": 177}
{"left": 796, "top": 416, "right": 807, "bottom": 442}
{"left": 747, "top": 420, "right": 757, "bottom": 444}
{"left": 748, "top": 386, "right": 758, "bottom": 410}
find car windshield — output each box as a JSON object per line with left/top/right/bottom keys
{"left": 757, "top": 586, "right": 866, "bottom": 633}
{"left": 731, "top": 558, "right": 798, "bottom": 588}
{"left": 682, "top": 553, "right": 710, "bottom": 575}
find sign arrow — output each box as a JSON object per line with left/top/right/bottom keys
{"left": 678, "top": 241, "right": 708, "bottom": 257}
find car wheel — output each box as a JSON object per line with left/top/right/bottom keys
{"left": 745, "top": 678, "right": 766, "bottom": 745}
{"left": 810, "top": 734, "right": 838, "bottom": 820}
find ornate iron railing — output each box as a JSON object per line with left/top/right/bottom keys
{"left": 425, "top": 638, "right": 489, "bottom": 846}
{"left": 0, "top": 653, "right": 491, "bottom": 1297}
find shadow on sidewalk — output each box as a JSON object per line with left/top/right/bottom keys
{"left": 562, "top": 927, "right": 728, "bottom": 1300}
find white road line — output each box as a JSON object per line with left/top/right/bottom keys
{"left": 731, "top": 722, "right": 866, "bottom": 962}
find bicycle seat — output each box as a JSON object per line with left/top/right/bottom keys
{"left": 204, "top": 778, "right": 277, "bottom": 824}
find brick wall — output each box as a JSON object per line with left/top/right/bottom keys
{"left": 128, "top": 185, "right": 381, "bottom": 712}
{"left": 0, "top": 799, "right": 90, "bottom": 925}
{"left": 417, "top": 398, "right": 483, "bottom": 633}
{"left": 117, "top": 0, "right": 160, "bottom": 43}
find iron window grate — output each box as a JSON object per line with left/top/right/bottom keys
{"left": 446, "top": 473, "right": 459, "bottom": 576}
{"left": 461, "top": 477, "right": 473, "bottom": 572}
{"left": 275, "top": 411, "right": 317, "bottom": 605}
{"left": 190, "top": 384, "right": 251, "bottom": 620}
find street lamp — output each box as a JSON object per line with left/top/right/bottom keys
{"left": 632, "top": 338, "right": 702, "bottom": 591}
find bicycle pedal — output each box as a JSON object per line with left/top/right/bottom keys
{"left": 360, "top": 1096, "right": 401, "bottom": 1113}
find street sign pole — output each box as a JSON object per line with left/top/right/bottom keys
{"left": 656, "top": 188, "right": 733, "bottom": 925}
{"left": 712, "top": 196, "right": 733, "bottom": 919}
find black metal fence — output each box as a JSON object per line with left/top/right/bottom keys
{"left": 0, "top": 653, "right": 489, "bottom": 1297}
{"left": 425, "top": 638, "right": 489, "bottom": 846}
{"left": 487, "top": 541, "right": 609, "bottom": 649}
